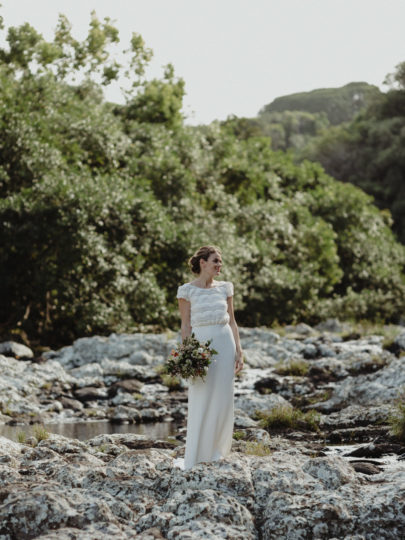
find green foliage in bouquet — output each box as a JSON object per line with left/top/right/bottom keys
{"left": 164, "top": 333, "right": 218, "bottom": 382}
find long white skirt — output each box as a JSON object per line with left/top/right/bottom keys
{"left": 182, "top": 323, "right": 236, "bottom": 470}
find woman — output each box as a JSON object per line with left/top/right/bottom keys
{"left": 176, "top": 245, "right": 244, "bottom": 470}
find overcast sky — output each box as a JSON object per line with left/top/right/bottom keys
{"left": 1, "top": 0, "right": 404, "bottom": 124}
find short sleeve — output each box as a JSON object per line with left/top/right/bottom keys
{"left": 176, "top": 284, "right": 190, "bottom": 301}
{"left": 226, "top": 281, "right": 234, "bottom": 298}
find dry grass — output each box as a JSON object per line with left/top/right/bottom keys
{"left": 32, "top": 424, "right": 50, "bottom": 442}
{"left": 255, "top": 404, "right": 321, "bottom": 432}
{"left": 17, "top": 431, "right": 27, "bottom": 444}
{"left": 245, "top": 441, "right": 272, "bottom": 456}
{"left": 274, "top": 359, "right": 309, "bottom": 376}
{"left": 388, "top": 395, "right": 405, "bottom": 442}
{"left": 161, "top": 374, "right": 182, "bottom": 391}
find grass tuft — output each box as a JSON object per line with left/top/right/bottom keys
{"left": 245, "top": 441, "right": 271, "bottom": 456}
{"left": 274, "top": 359, "right": 309, "bottom": 376}
{"left": 32, "top": 424, "right": 50, "bottom": 442}
{"left": 17, "top": 431, "right": 27, "bottom": 444}
{"left": 255, "top": 404, "right": 321, "bottom": 432}
{"left": 232, "top": 430, "right": 246, "bottom": 441}
{"left": 388, "top": 396, "right": 405, "bottom": 442}
{"left": 161, "top": 373, "right": 182, "bottom": 391}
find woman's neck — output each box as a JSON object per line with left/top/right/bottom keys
{"left": 194, "top": 274, "right": 215, "bottom": 288}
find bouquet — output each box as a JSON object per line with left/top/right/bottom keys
{"left": 164, "top": 333, "right": 218, "bottom": 382}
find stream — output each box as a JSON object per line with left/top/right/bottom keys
{"left": 0, "top": 420, "right": 181, "bottom": 442}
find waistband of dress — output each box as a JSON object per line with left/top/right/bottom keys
{"left": 192, "top": 321, "right": 229, "bottom": 328}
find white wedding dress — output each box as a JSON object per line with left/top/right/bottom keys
{"left": 174, "top": 280, "right": 236, "bottom": 470}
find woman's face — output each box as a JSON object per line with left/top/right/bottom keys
{"left": 202, "top": 251, "right": 222, "bottom": 276}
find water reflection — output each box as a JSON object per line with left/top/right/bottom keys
{"left": 0, "top": 420, "right": 183, "bottom": 442}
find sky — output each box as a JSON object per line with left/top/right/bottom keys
{"left": 1, "top": 0, "right": 404, "bottom": 125}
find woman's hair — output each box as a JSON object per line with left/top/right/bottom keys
{"left": 188, "top": 245, "right": 221, "bottom": 274}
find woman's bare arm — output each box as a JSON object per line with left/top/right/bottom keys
{"left": 227, "top": 295, "right": 244, "bottom": 374}
{"left": 178, "top": 298, "right": 192, "bottom": 342}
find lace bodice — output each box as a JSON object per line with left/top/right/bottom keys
{"left": 176, "top": 281, "right": 234, "bottom": 327}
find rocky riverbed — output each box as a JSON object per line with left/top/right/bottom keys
{"left": 1, "top": 321, "right": 405, "bottom": 538}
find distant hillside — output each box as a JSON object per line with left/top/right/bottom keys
{"left": 259, "top": 82, "right": 381, "bottom": 125}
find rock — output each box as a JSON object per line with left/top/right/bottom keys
{"left": 0, "top": 412, "right": 13, "bottom": 423}
{"left": 128, "top": 350, "right": 155, "bottom": 366}
{"left": 87, "top": 433, "right": 177, "bottom": 450}
{"left": 140, "top": 408, "right": 168, "bottom": 422}
{"left": 0, "top": 486, "right": 122, "bottom": 538}
{"left": 242, "top": 349, "right": 277, "bottom": 368}
{"left": 0, "top": 340, "right": 34, "bottom": 359}
{"left": 254, "top": 376, "right": 281, "bottom": 394}
{"left": 350, "top": 461, "right": 383, "bottom": 475}
{"left": 301, "top": 455, "right": 357, "bottom": 489}
{"left": 312, "top": 357, "right": 405, "bottom": 411}
{"left": 135, "top": 488, "right": 257, "bottom": 538}
{"left": 74, "top": 387, "right": 108, "bottom": 402}
{"left": 69, "top": 362, "right": 104, "bottom": 384}
{"left": 235, "top": 393, "right": 291, "bottom": 419}
{"left": 108, "top": 378, "right": 144, "bottom": 397}
{"left": 44, "top": 332, "right": 171, "bottom": 370}
{"left": 303, "top": 343, "right": 318, "bottom": 359}
{"left": 234, "top": 409, "right": 259, "bottom": 428}
{"left": 0, "top": 436, "right": 22, "bottom": 456}
{"left": 59, "top": 396, "right": 84, "bottom": 411}
{"left": 344, "top": 442, "right": 405, "bottom": 459}
{"left": 284, "top": 323, "right": 315, "bottom": 336}
{"left": 319, "top": 404, "right": 397, "bottom": 430}
{"left": 394, "top": 331, "right": 405, "bottom": 352}
{"left": 315, "top": 318, "right": 347, "bottom": 333}
{"left": 0, "top": 433, "right": 404, "bottom": 539}
{"left": 111, "top": 405, "right": 141, "bottom": 424}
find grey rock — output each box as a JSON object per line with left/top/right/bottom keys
{"left": 0, "top": 433, "right": 404, "bottom": 539}
{"left": 111, "top": 405, "right": 141, "bottom": 423}
{"left": 315, "top": 318, "right": 347, "bottom": 333}
{"left": 284, "top": 323, "right": 315, "bottom": 336}
{"left": 234, "top": 409, "right": 259, "bottom": 428}
{"left": 313, "top": 356, "right": 405, "bottom": 411}
{"left": 319, "top": 404, "right": 397, "bottom": 430}
{"left": 301, "top": 455, "right": 357, "bottom": 489}
{"left": 0, "top": 340, "right": 34, "bottom": 359}
{"left": 303, "top": 343, "right": 318, "bottom": 359}
{"left": 317, "top": 343, "right": 337, "bottom": 357}
{"left": 235, "top": 393, "right": 291, "bottom": 419}
{"left": 394, "top": 331, "right": 405, "bottom": 352}
{"left": 108, "top": 379, "right": 144, "bottom": 397}
{"left": 59, "top": 396, "right": 84, "bottom": 411}
{"left": 74, "top": 387, "right": 108, "bottom": 401}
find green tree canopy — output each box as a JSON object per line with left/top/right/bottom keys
{"left": 0, "top": 11, "right": 404, "bottom": 346}
{"left": 301, "top": 61, "right": 405, "bottom": 244}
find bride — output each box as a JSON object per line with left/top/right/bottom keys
{"left": 175, "top": 245, "right": 244, "bottom": 470}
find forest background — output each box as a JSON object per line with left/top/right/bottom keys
{"left": 0, "top": 10, "right": 404, "bottom": 348}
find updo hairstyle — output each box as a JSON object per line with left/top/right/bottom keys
{"left": 188, "top": 245, "right": 222, "bottom": 275}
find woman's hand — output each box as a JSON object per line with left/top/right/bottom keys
{"left": 234, "top": 350, "right": 244, "bottom": 375}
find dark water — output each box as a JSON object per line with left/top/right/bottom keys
{"left": 0, "top": 420, "right": 182, "bottom": 443}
